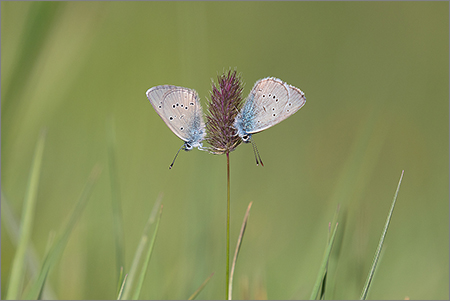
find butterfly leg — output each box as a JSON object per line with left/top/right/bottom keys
{"left": 250, "top": 139, "right": 264, "bottom": 167}
{"left": 169, "top": 144, "right": 186, "bottom": 169}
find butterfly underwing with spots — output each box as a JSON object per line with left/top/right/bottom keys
{"left": 234, "top": 77, "right": 306, "bottom": 142}
{"left": 234, "top": 77, "right": 306, "bottom": 165}
{"left": 146, "top": 85, "right": 206, "bottom": 168}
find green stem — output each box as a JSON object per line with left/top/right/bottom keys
{"left": 6, "top": 129, "right": 46, "bottom": 300}
{"left": 226, "top": 152, "right": 231, "bottom": 300}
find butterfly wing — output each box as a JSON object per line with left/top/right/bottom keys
{"left": 236, "top": 77, "right": 306, "bottom": 135}
{"left": 147, "top": 85, "right": 205, "bottom": 147}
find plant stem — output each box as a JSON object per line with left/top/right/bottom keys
{"left": 226, "top": 151, "right": 231, "bottom": 300}
{"left": 6, "top": 129, "right": 46, "bottom": 300}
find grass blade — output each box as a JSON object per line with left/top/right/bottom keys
{"left": 228, "top": 201, "right": 253, "bottom": 300}
{"left": 23, "top": 164, "right": 102, "bottom": 300}
{"left": 115, "top": 267, "right": 124, "bottom": 298}
{"left": 6, "top": 129, "right": 46, "bottom": 300}
{"left": 319, "top": 205, "right": 341, "bottom": 300}
{"left": 360, "top": 170, "right": 404, "bottom": 300}
{"left": 132, "top": 205, "right": 163, "bottom": 300}
{"left": 119, "top": 236, "right": 147, "bottom": 300}
{"left": 188, "top": 272, "right": 215, "bottom": 300}
{"left": 2, "top": 2, "right": 64, "bottom": 115}
{"left": 319, "top": 267, "right": 327, "bottom": 300}
{"left": 117, "top": 273, "right": 128, "bottom": 300}
{"left": 310, "top": 222, "right": 339, "bottom": 300}
{"left": 107, "top": 116, "right": 126, "bottom": 285}
{"left": 1, "top": 192, "right": 57, "bottom": 300}
{"left": 120, "top": 195, "right": 163, "bottom": 300}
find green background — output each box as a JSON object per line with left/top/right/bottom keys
{"left": 2, "top": 2, "right": 448, "bottom": 300}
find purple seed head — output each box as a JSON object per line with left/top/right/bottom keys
{"left": 206, "top": 69, "right": 244, "bottom": 154}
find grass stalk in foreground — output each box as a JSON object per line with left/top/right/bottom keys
{"left": 188, "top": 272, "right": 215, "bottom": 300}
{"left": 360, "top": 170, "right": 404, "bottom": 300}
{"left": 107, "top": 116, "right": 126, "bottom": 287}
{"left": 120, "top": 195, "right": 163, "bottom": 300}
{"left": 205, "top": 69, "right": 243, "bottom": 300}
{"left": 320, "top": 205, "right": 341, "bottom": 299}
{"left": 116, "top": 267, "right": 125, "bottom": 299}
{"left": 6, "top": 129, "right": 46, "bottom": 300}
{"left": 1, "top": 193, "right": 55, "bottom": 299}
{"left": 310, "top": 222, "right": 339, "bottom": 300}
{"left": 229, "top": 201, "right": 253, "bottom": 299}
{"left": 24, "top": 164, "right": 102, "bottom": 300}
{"left": 132, "top": 205, "right": 163, "bottom": 300}
{"left": 226, "top": 152, "right": 231, "bottom": 300}
{"left": 117, "top": 274, "right": 128, "bottom": 300}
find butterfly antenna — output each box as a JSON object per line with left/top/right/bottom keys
{"left": 251, "top": 139, "right": 264, "bottom": 167}
{"left": 169, "top": 144, "right": 185, "bottom": 169}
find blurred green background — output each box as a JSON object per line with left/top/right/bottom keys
{"left": 1, "top": 2, "right": 448, "bottom": 300}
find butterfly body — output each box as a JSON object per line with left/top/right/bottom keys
{"left": 147, "top": 85, "right": 206, "bottom": 151}
{"left": 234, "top": 77, "right": 306, "bottom": 142}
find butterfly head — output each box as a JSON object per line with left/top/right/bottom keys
{"left": 234, "top": 114, "right": 252, "bottom": 143}
{"left": 241, "top": 134, "right": 252, "bottom": 143}
{"left": 183, "top": 141, "right": 205, "bottom": 151}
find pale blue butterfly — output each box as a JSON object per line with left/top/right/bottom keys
{"left": 146, "top": 85, "right": 206, "bottom": 168}
{"left": 234, "top": 77, "right": 306, "bottom": 165}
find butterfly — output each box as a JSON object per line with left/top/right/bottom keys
{"left": 234, "top": 77, "right": 306, "bottom": 165}
{"left": 146, "top": 85, "right": 206, "bottom": 169}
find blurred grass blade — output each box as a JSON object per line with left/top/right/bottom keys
{"left": 319, "top": 205, "right": 341, "bottom": 300}
{"left": 188, "top": 272, "right": 215, "bottom": 300}
{"left": 228, "top": 201, "right": 253, "bottom": 300}
{"left": 23, "top": 164, "right": 102, "bottom": 300}
{"left": 6, "top": 129, "right": 46, "bottom": 300}
{"left": 116, "top": 267, "right": 124, "bottom": 297}
{"left": 18, "top": 228, "right": 56, "bottom": 299}
{"left": 2, "top": 2, "right": 64, "bottom": 114}
{"left": 35, "top": 231, "right": 56, "bottom": 299}
{"left": 318, "top": 224, "right": 332, "bottom": 301}
{"left": 330, "top": 204, "right": 340, "bottom": 233}
{"left": 360, "top": 170, "right": 404, "bottom": 300}
{"left": 117, "top": 273, "right": 128, "bottom": 300}
{"left": 1, "top": 192, "right": 57, "bottom": 299}
{"left": 310, "top": 222, "right": 339, "bottom": 300}
{"left": 132, "top": 205, "right": 163, "bottom": 300}
{"left": 20, "top": 231, "right": 56, "bottom": 300}
{"left": 319, "top": 268, "right": 327, "bottom": 300}
{"left": 119, "top": 236, "right": 147, "bottom": 300}
{"left": 120, "top": 195, "right": 163, "bottom": 300}
{"left": 107, "top": 116, "right": 126, "bottom": 284}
